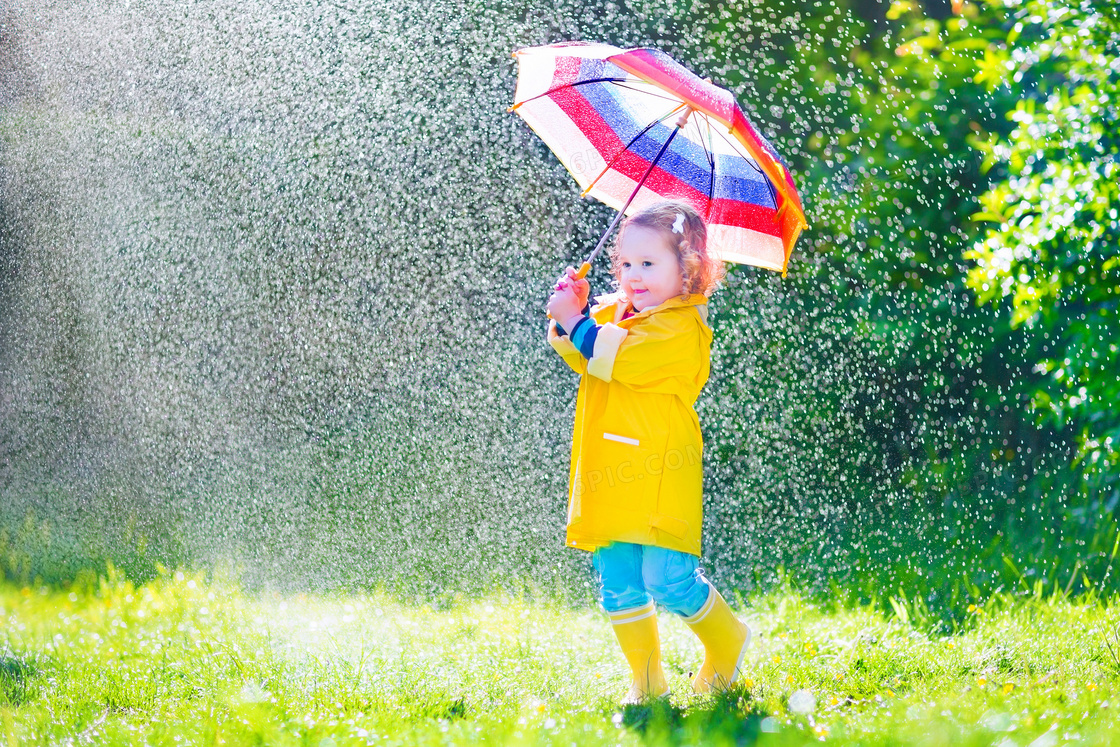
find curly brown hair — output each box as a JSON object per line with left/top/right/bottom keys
{"left": 607, "top": 200, "right": 726, "bottom": 298}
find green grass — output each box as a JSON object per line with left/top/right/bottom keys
{"left": 4, "top": 568, "right": 1120, "bottom": 745}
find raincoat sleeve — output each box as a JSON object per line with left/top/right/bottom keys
{"left": 587, "top": 309, "right": 704, "bottom": 396}
{"left": 547, "top": 318, "right": 588, "bottom": 375}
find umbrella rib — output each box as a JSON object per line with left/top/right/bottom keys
{"left": 694, "top": 114, "right": 717, "bottom": 221}
{"left": 712, "top": 124, "right": 784, "bottom": 209}
{"left": 509, "top": 77, "right": 631, "bottom": 111}
{"left": 711, "top": 125, "right": 764, "bottom": 176}
{"left": 579, "top": 102, "right": 687, "bottom": 197}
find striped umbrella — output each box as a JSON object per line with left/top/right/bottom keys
{"left": 510, "top": 41, "right": 807, "bottom": 275}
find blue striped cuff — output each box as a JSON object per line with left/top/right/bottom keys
{"left": 554, "top": 313, "right": 599, "bottom": 359}
{"left": 553, "top": 301, "right": 591, "bottom": 339}
{"left": 569, "top": 317, "right": 599, "bottom": 359}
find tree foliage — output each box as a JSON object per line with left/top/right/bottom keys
{"left": 967, "top": 0, "right": 1120, "bottom": 494}
{"left": 689, "top": 0, "right": 1117, "bottom": 598}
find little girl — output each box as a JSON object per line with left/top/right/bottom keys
{"left": 545, "top": 199, "right": 751, "bottom": 704}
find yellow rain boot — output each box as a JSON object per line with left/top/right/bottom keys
{"left": 682, "top": 588, "right": 751, "bottom": 694}
{"left": 608, "top": 601, "right": 670, "bottom": 704}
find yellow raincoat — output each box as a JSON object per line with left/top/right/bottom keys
{"left": 547, "top": 291, "right": 713, "bottom": 556}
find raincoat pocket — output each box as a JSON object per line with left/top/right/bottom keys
{"left": 581, "top": 430, "right": 660, "bottom": 527}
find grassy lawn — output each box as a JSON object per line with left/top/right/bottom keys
{"left": 3, "top": 568, "right": 1120, "bottom": 745}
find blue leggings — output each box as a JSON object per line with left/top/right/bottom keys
{"left": 592, "top": 542, "right": 714, "bottom": 617}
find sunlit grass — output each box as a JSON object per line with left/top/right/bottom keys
{"left": 3, "top": 568, "right": 1120, "bottom": 745}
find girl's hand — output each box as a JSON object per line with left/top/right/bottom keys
{"left": 554, "top": 266, "right": 590, "bottom": 309}
{"left": 547, "top": 285, "right": 585, "bottom": 330}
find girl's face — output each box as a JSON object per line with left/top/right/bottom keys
{"left": 617, "top": 224, "right": 685, "bottom": 312}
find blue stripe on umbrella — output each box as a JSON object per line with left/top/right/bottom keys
{"left": 574, "top": 76, "right": 780, "bottom": 209}
{"left": 657, "top": 130, "right": 719, "bottom": 193}
{"left": 714, "top": 171, "right": 778, "bottom": 208}
{"left": 712, "top": 154, "right": 778, "bottom": 207}
{"left": 640, "top": 119, "right": 778, "bottom": 208}
{"left": 580, "top": 83, "right": 712, "bottom": 189}
{"left": 574, "top": 58, "right": 624, "bottom": 84}
{"left": 580, "top": 81, "right": 660, "bottom": 148}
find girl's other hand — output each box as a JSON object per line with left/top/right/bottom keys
{"left": 555, "top": 266, "right": 590, "bottom": 309}
{"left": 547, "top": 285, "right": 585, "bottom": 330}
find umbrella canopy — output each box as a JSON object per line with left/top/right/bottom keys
{"left": 510, "top": 42, "right": 807, "bottom": 273}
